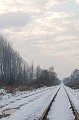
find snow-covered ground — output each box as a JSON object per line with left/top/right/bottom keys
{"left": 0, "top": 89, "right": 6, "bottom": 95}
{"left": 0, "top": 86, "right": 58, "bottom": 108}
{"left": 0, "top": 85, "right": 60, "bottom": 120}
{"left": 65, "top": 86, "right": 79, "bottom": 113}
{"left": 1, "top": 85, "right": 79, "bottom": 120}
{"left": 47, "top": 86, "right": 75, "bottom": 120}
{"left": 72, "top": 88, "right": 79, "bottom": 100}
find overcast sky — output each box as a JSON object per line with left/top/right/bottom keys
{"left": 0, "top": 0, "right": 79, "bottom": 79}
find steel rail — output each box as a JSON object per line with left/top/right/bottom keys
{"left": 64, "top": 87, "right": 79, "bottom": 120}
{"left": 39, "top": 87, "right": 60, "bottom": 120}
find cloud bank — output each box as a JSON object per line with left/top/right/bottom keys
{"left": 0, "top": 0, "right": 79, "bottom": 79}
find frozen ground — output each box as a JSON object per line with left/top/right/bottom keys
{"left": 47, "top": 86, "right": 75, "bottom": 120}
{"left": 72, "top": 88, "right": 79, "bottom": 100}
{"left": 0, "top": 85, "right": 79, "bottom": 120}
{"left": 0, "top": 85, "right": 60, "bottom": 120}
{"left": 65, "top": 86, "right": 79, "bottom": 113}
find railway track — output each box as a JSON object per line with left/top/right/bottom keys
{"left": 64, "top": 87, "right": 79, "bottom": 120}
{"left": 0, "top": 86, "right": 59, "bottom": 119}
{"left": 0, "top": 85, "right": 79, "bottom": 120}
{"left": 39, "top": 86, "right": 79, "bottom": 120}
{"left": 39, "top": 87, "right": 60, "bottom": 120}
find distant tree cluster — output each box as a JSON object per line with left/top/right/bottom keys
{"left": 34, "top": 66, "right": 61, "bottom": 87}
{"left": 0, "top": 35, "right": 60, "bottom": 88}
{"left": 63, "top": 69, "right": 79, "bottom": 89}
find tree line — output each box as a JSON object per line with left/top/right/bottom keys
{"left": 63, "top": 69, "right": 79, "bottom": 89}
{"left": 0, "top": 35, "right": 61, "bottom": 88}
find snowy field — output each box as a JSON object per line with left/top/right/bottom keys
{"left": 65, "top": 86, "right": 79, "bottom": 113}
{"left": 0, "top": 86, "right": 59, "bottom": 120}
{"left": 0, "top": 85, "right": 79, "bottom": 120}
{"left": 72, "top": 88, "right": 79, "bottom": 100}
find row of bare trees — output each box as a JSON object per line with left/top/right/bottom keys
{"left": 0, "top": 35, "right": 60, "bottom": 87}
{"left": 63, "top": 69, "right": 79, "bottom": 89}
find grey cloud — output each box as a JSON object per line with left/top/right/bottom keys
{"left": 1, "top": 0, "right": 79, "bottom": 79}
{"left": 32, "top": 0, "right": 48, "bottom": 7}
{"left": 0, "top": 12, "right": 31, "bottom": 28}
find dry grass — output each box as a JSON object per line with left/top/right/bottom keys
{"left": 17, "top": 85, "right": 34, "bottom": 91}
{"left": 5, "top": 86, "right": 16, "bottom": 93}
{"left": 4, "top": 85, "right": 35, "bottom": 93}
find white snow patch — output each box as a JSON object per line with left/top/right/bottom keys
{"left": 65, "top": 86, "right": 79, "bottom": 113}
{"left": 47, "top": 86, "right": 75, "bottom": 120}
{"left": 1, "top": 86, "right": 60, "bottom": 120}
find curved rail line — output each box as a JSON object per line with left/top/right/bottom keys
{"left": 39, "top": 87, "right": 60, "bottom": 120}
{"left": 64, "top": 87, "right": 79, "bottom": 120}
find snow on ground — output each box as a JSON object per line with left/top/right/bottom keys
{"left": 0, "top": 86, "right": 57, "bottom": 113}
{"left": 1, "top": 85, "right": 79, "bottom": 120}
{"left": 0, "top": 89, "right": 6, "bottom": 100}
{"left": 47, "top": 86, "right": 75, "bottom": 120}
{"left": 0, "top": 89, "right": 6, "bottom": 94}
{"left": 0, "top": 86, "right": 57, "bottom": 114}
{"left": 65, "top": 86, "right": 79, "bottom": 113}
{"left": 72, "top": 88, "right": 79, "bottom": 100}
{"left": 0, "top": 85, "right": 60, "bottom": 120}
